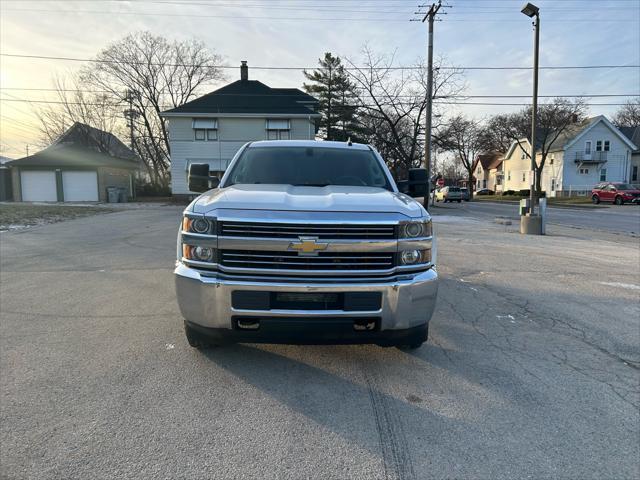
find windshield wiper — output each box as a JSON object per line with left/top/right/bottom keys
{"left": 291, "top": 183, "right": 330, "bottom": 187}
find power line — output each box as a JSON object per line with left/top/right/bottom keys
{"left": 2, "top": 53, "right": 638, "bottom": 71}
{"left": 1, "top": 7, "right": 638, "bottom": 22}
{"left": 0, "top": 98, "right": 631, "bottom": 107}
{"left": 0, "top": 87, "right": 637, "bottom": 99}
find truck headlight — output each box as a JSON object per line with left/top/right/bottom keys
{"left": 400, "top": 219, "right": 432, "bottom": 238}
{"left": 182, "top": 216, "right": 216, "bottom": 234}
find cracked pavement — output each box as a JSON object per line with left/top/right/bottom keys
{"left": 1, "top": 205, "right": 639, "bottom": 479}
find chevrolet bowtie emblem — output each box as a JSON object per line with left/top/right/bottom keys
{"left": 288, "top": 236, "right": 329, "bottom": 256}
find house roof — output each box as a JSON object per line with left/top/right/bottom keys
{"left": 618, "top": 125, "right": 640, "bottom": 153}
{"left": 476, "top": 152, "right": 504, "bottom": 170}
{"left": 161, "top": 79, "right": 319, "bottom": 116}
{"left": 7, "top": 122, "right": 140, "bottom": 170}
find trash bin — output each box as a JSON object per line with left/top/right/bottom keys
{"left": 118, "top": 187, "right": 128, "bottom": 203}
{"left": 107, "top": 187, "right": 120, "bottom": 203}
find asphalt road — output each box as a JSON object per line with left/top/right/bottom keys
{"left": 1, "top": 207, "right": 639, "bottom": 479}
{"left": 430, "top": 200, "right": 640, "bottom": 236}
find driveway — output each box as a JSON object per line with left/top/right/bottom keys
{"left": 1, "top": 206, "right": 638, "bottom": 479}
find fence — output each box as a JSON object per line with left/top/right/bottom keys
{"left": 555, "top": 185, "right": 595, "bottom": 198}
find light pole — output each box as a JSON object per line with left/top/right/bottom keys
{"left": 520, "top": 2, "right": 543, "bottom": 235}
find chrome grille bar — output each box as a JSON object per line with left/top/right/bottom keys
{"left": 220, "top": 221, "right": 396, "bottom": 240}
{"left": 220, "top": 250, "right": 395, "bottom": 271}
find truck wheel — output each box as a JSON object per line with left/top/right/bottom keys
{"left": 614, "top": 196, "right": 624, "bottom": 205}
{"left": 592, "top": 195, "right": 600, "bottom": 204}
{"left": 184, "top": 323, "right": 218, "bottom": 349}
{"left": 396, "top": 325, "right": 429, "bottom": 350}
{"left": 457, "top": 200, "right": 462, "bottom": 203}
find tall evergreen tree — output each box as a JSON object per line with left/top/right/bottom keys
{"left": 303, "top": 53, "right": 359, "bottom": 141}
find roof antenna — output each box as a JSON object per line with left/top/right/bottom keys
{"left": 347, "top": 137, "right": 352, "bottom": 146}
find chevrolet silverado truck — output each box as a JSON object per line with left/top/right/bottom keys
{"left": 175, "top": 140, "right": 438, "bottom": 349}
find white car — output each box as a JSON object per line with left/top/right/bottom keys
{"left": 435, "top": 186, "right": 462, "bottom": 203}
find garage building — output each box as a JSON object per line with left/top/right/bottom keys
{"left": 7, "top": 122, "right": 140, "bottom": 202}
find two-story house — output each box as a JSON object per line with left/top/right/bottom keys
{"left": 501, "top": 116, "right": 637, "bottom": 197}
{"left": 474, "top": 152, "right": 504, "bottom": 192}
{"left": 161, "top": 62, "right": 320, "bottom": 196}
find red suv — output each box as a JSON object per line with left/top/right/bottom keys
{"left": 591, "top": 182, "right": 640, "bottom": 205}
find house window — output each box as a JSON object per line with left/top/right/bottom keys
{"left": 522, "top": 172, "right": 526, "bottom": 182}
{"left": 521, "top": 151, "right": 526, "bottom": 159}
{"left": 550, "top": 154, "right": 554, "bottom": 165}
{"left": 579, "top": 168, "right": 590, "bottom": 174}
{"left": 483, "top": 180, "right": 487, "bottom": 189}
{"left": 632, "top": 166, "right": 638, "bottom": 181}
{"left": 604, "top": 140, "right": 610, "bottom": 152}
{"left": 596, "top": 140, "right": 602, "bottom": 152}
{"left": 585, "top": 141, "right": 592, "bottom": 155}
{"left": 600, "top": 168, "right": 607, "bottom": 181}
{"left": 476, "top": 180, "right": 480, "bottom": 189}
{"left": 551, "top": 179, "right": 555, "bottom": 191}
{"left": 266, "top": 119, "right": 290, "bottom": 140}
{"left": 193, "top": 119, "right": 218, "bottom": 141}
{"left": 507, "top": 171, "right": 511, "bottom": 181}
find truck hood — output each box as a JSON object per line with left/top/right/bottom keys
{"left": 190, "top": 184, "right": 425, "bottom": 218}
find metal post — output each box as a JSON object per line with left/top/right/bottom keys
{"left": 422, "top": 2, "right": 440, "bottom": 209}
{"left": 530, "top": 12, "right": 540, "bottom": 215}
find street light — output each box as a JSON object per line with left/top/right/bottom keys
{"left": 520, "top": 2, "right": 543, "bottom": 235}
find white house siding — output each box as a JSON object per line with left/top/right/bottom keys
{"left": 502, "top": 142, "right": 532, "bottom": 192}
{"left": 168, "top": 116, "right": 315, "bottom": 195}
{"left": 561, "top": 121, "right": 632, "bottom": 196}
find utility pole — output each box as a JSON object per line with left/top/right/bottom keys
{"left": 124, "top": 89, "right": 139, "bottom": 152}
{"left": 422, "top": 1, "right": 441, "bottom": 209}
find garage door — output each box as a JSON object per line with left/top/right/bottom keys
{"left": 62, "top": 171, "right": 98, "bottom": 202}
{"left": 21, "top": 171, "right": 58, "bottom": 202}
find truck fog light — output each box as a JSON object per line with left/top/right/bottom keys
{"left": 192, "top": 246, "right": 215, "bottom": 262}
{"left": 401, "top": 250, "right": 421, "bottom": 265}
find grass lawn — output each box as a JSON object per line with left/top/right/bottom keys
{"left": 0, "top": 204, "right": 115, "bottom": 231}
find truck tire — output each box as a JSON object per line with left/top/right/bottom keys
{"left": 396, "top": 324, "right": 429, "bottom": 350}
{"left": 615, "top": 196, "right": 624, "bottom": 205}
{"left": 184, "top": 323, "right": 219, "bottom": 349}
{"left": 457, "top": 200, "right": 462, "bottom": 203}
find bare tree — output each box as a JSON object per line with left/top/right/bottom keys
{"left": 37, "top": 75, "right": 123, "bottom": 150}
{"left": 345, "top": 46, "right": 465, "bottom": 179}
{"left": 612, "top": 98, "right": 640, "bottom": 128}
{"left": 488, "top": 98, "right": 587, "bottom": 195}
{"left": 79, "top": 32, "right": 225, "bottom": 187}
{"left": 438, "top": 115, "right": 488, "bottom": 200}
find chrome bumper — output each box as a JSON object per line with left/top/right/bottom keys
{"left": 175, "top": 263, "right": 438, "bottom": 331}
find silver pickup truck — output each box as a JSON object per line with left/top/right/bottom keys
{"left": 175, "top": 140, "right": 438, "bottom": 349}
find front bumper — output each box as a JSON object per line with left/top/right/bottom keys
{"left": 175, "top": 263, "right": 439, "bottom": 342}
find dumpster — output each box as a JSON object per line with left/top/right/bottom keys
{"left": 118, "top": 187, "right": 128, "bottom": 203}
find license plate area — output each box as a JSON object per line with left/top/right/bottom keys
{"left": 232, "top": 291, "right": 382, "bottom": 311}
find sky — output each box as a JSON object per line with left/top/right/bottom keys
{"left": 0, "top": 0, "right": 639, "bottom": 158}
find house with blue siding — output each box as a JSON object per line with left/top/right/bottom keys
{"left": 501, "top": 116, "right": 638, "bottom": 197}
{"left": 161, "top": 62, "right": 319, "bottom": 196}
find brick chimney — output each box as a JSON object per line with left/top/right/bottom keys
{"left": 240, "top": 61, "right": 248, "bottom": 81}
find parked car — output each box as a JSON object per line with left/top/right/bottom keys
{"left": 476, "top": 188, "right": 495, "bottom": 196}
{"left": 591, "top": 182, "right": 640, "bottom": 205}
{"left": 435, "top": 186, "right": 462, "bottom": 203}
{"left": 460, "top": 187, "right": 470, "bottom": 201}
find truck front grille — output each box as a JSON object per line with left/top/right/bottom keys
{"left": 220, "top": 250, "right": 395, "bottom": 271}
{"left": 220, "top": 221, "right": 396, "bottom": 240}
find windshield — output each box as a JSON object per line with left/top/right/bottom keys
{"left": 225, "top": 146, "right": 392, "bottom": 190}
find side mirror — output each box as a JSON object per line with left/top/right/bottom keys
{"left": 188, "top": 163, "right": 219, "bottom": 193}
{"left": 407, "top": 168, "right": 428, "bottom": 198}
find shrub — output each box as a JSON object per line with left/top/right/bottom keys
{"left": 502, "top": 190, "right": 516, "bottom": 196}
